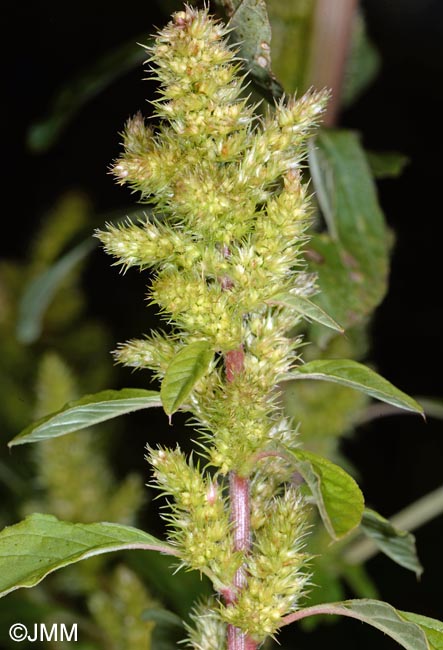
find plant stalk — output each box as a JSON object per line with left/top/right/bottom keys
{"left": 229, "top": 472, "right": 250, "bottom": 595}
{"left": 307, "top": 0, "right": 358, "bottom": 126}
{"left": 224, "top": 347, "right": 257, "bottom": 650}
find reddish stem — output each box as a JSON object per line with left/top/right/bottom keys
{"left": 307, "top": 0, "right": 358, "bottom": 126}
{"left": 225, "top": 347, "right": 245, "bottom": 382}
{"left": 227, "top": 626, "right": 257, "bottom": 650}
{"left": 224, "top": 347, "right": 257, "bottom": 650}
{"left": 226, "top": 472, "right": 255, "bottom": 650}
{"left": 229, "top": 473, "right": 250, "bottom": 593}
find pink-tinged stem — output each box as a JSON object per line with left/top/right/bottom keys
{"left": 307, "top": 0, "right": 358, "bottom": 126}
{"left": 224, "top": 347, "right": 257, "bottom": 650}
{"left": 226, "top": 473, "right": 255, "bottom": 650}
{"left": 227, "top": 626, "right": 257, "bottom": 650}
{"left": 225, "top": 347, "right": 245, "bottom": 382}
{"left": 230, "top": 472, "right": 250, "bottom": 593}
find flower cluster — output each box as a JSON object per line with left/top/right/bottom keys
{"left": 148, "top": 446, "right": 239, "bottom": 588}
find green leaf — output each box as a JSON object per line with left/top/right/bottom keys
{"left": 0, "top": 514, "right": 175, "bottom": 598}
{"left": 228, "top": 0, "right": 284, "bottom": 102}
{"left": 361, "top": 508, "right": 423, "bottom": 576}
{"left": 265, "top": 0, "right": 316, "bottom": 95}
{"left": 307, "top": 130, "right": 389, "bottom": 341}
{"left": 9, "top": 389, "right": 161, "bottom": 447}
{"left": 282, "top": 599, "right": 434, "bottom": 650}
{"left": 287, "top": 449, "right": 364, "bottom": 539}
{"left": 366, "top": 150, "right": 409, "bottom": 179}
{"left": 268, "top": 293, "right": 343, "bottom": 333}
{"left": 16, "top": 239, "right": 96, "bottom": 344}
{"left": 27, "top": 40, "right": 147, "bottom": 153}
{"left": 313, "top": 130, "right": 386, "bottom": 248}
{"left": 285, "top": 359, "right": 423, "bottom": 415}
{"left": 400, "top": 612, "right": 443, "bottom": 650}
{"left": 160, "top": 341, "right": 213, "bottom": 416}
{"left": 305, "top": 234, "right": 366, "bottom": 339}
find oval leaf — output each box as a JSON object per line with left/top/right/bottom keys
{"left": 9, "top": 389, "right": 161, "bottom": 447}
{"left": 268, "top": 293, "right": 344, "bottom": 333}
{"left": 0, "top": 513, "right": 175, "bottom": 598}
{"left": 287, "top": 448, "right": 364, "bottom": 539}
{"left": 282, "top": 599, "right": 434, "bottom": 650}
{"left": 160, "top": 341, "right": 213, "bottom": 416}
{"left": 361, "top": 508, "right": 422, "bottom": 576}
{"left": 285, "top": 359, "right": 423, "bottom": 415}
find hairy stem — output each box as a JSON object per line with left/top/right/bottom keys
{"left": 227, "top": 625, "right": 257, "bottom": 650}
{"left": 230, "top": 472, "right": 250, "bottom": 594}
{"left": 227, "top": 473, "right": 255, "bottom": 650}
{"left": 225, "top": 348, "right": 257, "bottom": 650}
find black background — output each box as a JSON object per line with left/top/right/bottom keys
{"left": 3, "top": 1, "right": 443, "bottom": 647}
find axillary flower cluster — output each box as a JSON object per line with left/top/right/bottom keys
{"left": 98, "top": 5, "right": 327, "bottom": 646}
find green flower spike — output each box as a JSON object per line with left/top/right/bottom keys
{"left": 97, "top": 4, "right": 328, "bottom": 645}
